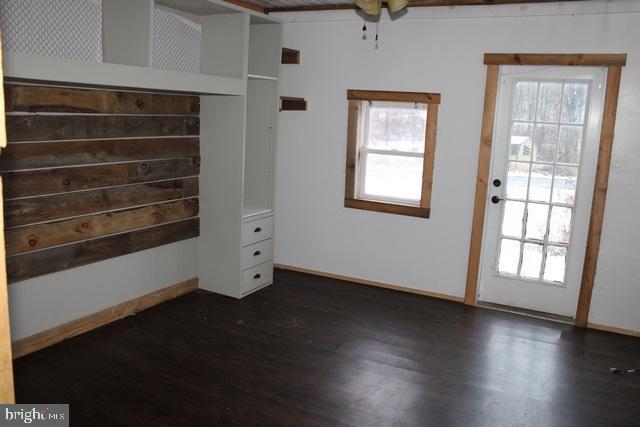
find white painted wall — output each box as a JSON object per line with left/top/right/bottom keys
{"left": 273, "top": 1, "right": 640, "bottom": 332}
{"left": 8, "top": 239, "right": 197, "bottom": 341}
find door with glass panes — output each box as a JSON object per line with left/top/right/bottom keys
{"left": 478, "top": 66, "right": 604, "bottom": 317}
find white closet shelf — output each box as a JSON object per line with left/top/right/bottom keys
{"left": 243, "top": 206, "right": 273, "bottom": 221}
{"left": 248, "top": 74, "right": 278, "bottom": 81}
{"left": 4, "top": 52, "right": 246, "bottom": 96}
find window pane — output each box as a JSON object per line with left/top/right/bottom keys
{"left": 529, "top": 164, "right": 553, "bottom": 202}
{"left": 533, "top": 124, "right": 558, "bottom": 163}
{"left": 557, "top": 125, "right": 583, "bottom": 165}
{"left": 509, "top": 122, "right": 533, "bottom": 161}
{"left": 525, "top": 203, "right": 549, "bottom": 241}
{"left": 502, "top": 201, "right": 525, "bottom": 238}
{"left": 544, "top": 246, "right": 567, "bottom": 283}
{"left": 512, "top": 81, "right": 538, "bottom": 121}
{"left": 521, "top": 243, "right": 543, "bottom": 279}
{"left": 552, "top": 166, "right": 578, "bottom": 205}
{"left": 506, "top": 162, "right": 530, "bottom": 200}
{"left": 536, "top": 82, "right": 562, "bottom": 122}
{"left": 561, "top": 83, "right": 588, "bottom": 124}
{"left": 549, "top": 206, "right": 572, "bottom": 244}
{"left": 498, "top": 239, "right": 521, "bottom": 275}
{"left": 362, "top": 153, "right": 423, "bottom": 202}
{"left": 366, "top": 104, "right": 427, "bottom": 153}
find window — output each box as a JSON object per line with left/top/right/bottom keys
{"left": 344, "top": 90, "right": 440, "bottom": 218}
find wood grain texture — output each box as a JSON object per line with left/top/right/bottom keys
{"left": 0, "top": 137, "right": 199, "bottom": 170}
{"left": 279, "top": 97, "right": 308, "bottom": 111}
{"left": 4, "top": 178, "right": 198, "bottom": 228}
{"left": 281, "top": 48, "right": 300, "bottom": 65}
{"left": 0, "top": 35, "right": 15, "bottom": 403}
{"left": 464, "top": 65, "right": 499, "bottom": 306}
{"left": 275, "top": 264, "right": 463, "bottom": 302}
{"left": 347, "top": 89, "right": 440, "bottom": 105}
{"left": 344, "top": 100, "right": 360, "bottom": 200}
{"left": 266, "top": 0, "right": 586, "bottom": 12}
{"left": 6, "top": 115, "right": 199, "bottom": 142}
{"left": 345, "top": 198, "right": 430, "bottom": 218}
{"left": 420, "top": 104, "right": 438, "bottom": 210}
{"left": 12, "top": 278, "right": 199, "bottom": 359}
{"left": 575, "top": 66, "right": 623, "bottom": 327}
{"left": 6, "top": 199, "right": 199, "bottom": 255}
{"left": 0, "top": 180, "right": 13, "bottom": 403}
{"left": 484, "top": 53, "right": 627, "bottom": 66}
{"left": 15, "top": 269, "right": 640, "bottom": 425}
{"left": 7, "top": 218, "right": 199, "bottom": 283}
{"left": 5, "top": 85, "right": 200, "bottom": 115}
{"left": 3, "top": 157, "right": 200, "bottom": 199}
{"left": 223, "top": 0, "right": 265, "bottom": 13}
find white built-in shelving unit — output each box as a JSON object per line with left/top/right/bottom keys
{"left": 1, "top": 0, "right": 282, "bottom": 298}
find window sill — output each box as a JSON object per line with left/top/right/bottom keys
{"left": 344, "top": 198, "right": 430, "bottom": 218}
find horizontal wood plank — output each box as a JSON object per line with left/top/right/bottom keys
{"left": 6, "top": 199, "right": 199, "bottom": 255}
{"left": 12, "top": 278, "right": 199, "bottom": 359}
{"left": 5, "top": 85, "right": 200, "bottom": 115}
{"left": 344, "top": 198, "right": 430, "bottom": 218}
{"left": 0, "top": 137, "right": 199, "bottom": 171}
{"left": 3, "top": 157, "right": 200, "bottom": 199}
{"left": 484, "top": 53, "right": 627, "bottom": 66}
{"left": 347, "top": 89, "right": 441, "bottom": 104}
{"left": 266, "top": 0, "right": 586, "bottom": 12}
{"left": 6, "top": 115, "right": 200, "bottom": 142}
{"left": 7, "top": 218, "right": 199, "bottom": 283}
{"left": 4, "top": 178, "right": 198, "bottom": 227}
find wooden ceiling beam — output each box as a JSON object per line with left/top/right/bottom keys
{"left": 224, "top": 0, "right": 266, "bottom": 14}
{"left": 266, "top": 0, "right": 586, "bottom": 13}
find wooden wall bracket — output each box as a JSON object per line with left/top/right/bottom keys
{"left": 279, "top": 97, "right": 308, "bottom": 111}
{"left": 281, "top": 48, "right": 300, "bottom": 65}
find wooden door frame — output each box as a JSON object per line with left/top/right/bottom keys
{"left": 0, "top": 30, "right": 15, "bottom": 403}
{"left": 464, "top": 53, "right": 627, "bottom": 327}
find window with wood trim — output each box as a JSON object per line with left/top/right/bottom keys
{"left": 344, "top": 90, "right": 440, "bottom": 218}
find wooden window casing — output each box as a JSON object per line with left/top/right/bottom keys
{"left": 344, "top": 90, "right": 440, "bottom": 218}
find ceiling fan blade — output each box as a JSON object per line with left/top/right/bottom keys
{"left": 387, "top": 0, "right": 408, "bottom": 13}
{"left": 355, "top": 0, "right": 381, "bottom": 15}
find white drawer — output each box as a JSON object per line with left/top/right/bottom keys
{"left": 242, "top": 239, "right": 273, "bottom": 270}
{"left": 242, "top": 261, "right": 273, "bottom": 294}
{"left": 242, "top": 216, "right": 273, "bottom": 247}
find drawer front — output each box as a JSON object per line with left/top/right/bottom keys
{"left": 242, "top": 216, "right": 273, "bottom": 247}
{"left": 242, "top": 262, "right": 273, "bottom": 294}
{"left": 242, "top": 239, "right": 273, "bottom": 270}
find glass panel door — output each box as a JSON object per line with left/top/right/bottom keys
{"left": 497, "top": 79, "right": 589, "bottom": 285}
{"left": 478, "top": 65, "right": 605, "bottom": 317}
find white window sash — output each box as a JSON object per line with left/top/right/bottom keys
{"left": 355, "top": 100, "right": 425, "bottom": 206}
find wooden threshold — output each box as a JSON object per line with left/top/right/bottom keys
{"left": 274, "top": 264, "right": 464, "bottom": 303}
{"left": 12, "top": 278, "right": 199, "bottom": 359}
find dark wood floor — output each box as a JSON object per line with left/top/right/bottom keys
{"left": 14, "top": 269, "right": 640, "bottom": 426}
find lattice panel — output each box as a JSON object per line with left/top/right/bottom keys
{"left": 153, "top": 7, "right": 201, "bottom": 74}
{"left": 0, "top": 0, "right": 102, "bottom": 62}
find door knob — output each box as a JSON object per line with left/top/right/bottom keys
{"left": 493, "top": 179, "right": 502, "bottom": 187}
{"left": 491, "top": 195, "right": 503, "bottom": 204}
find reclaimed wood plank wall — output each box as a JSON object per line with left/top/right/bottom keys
{"left": 1, "top": 84, "right": 201, "bottom": 283}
